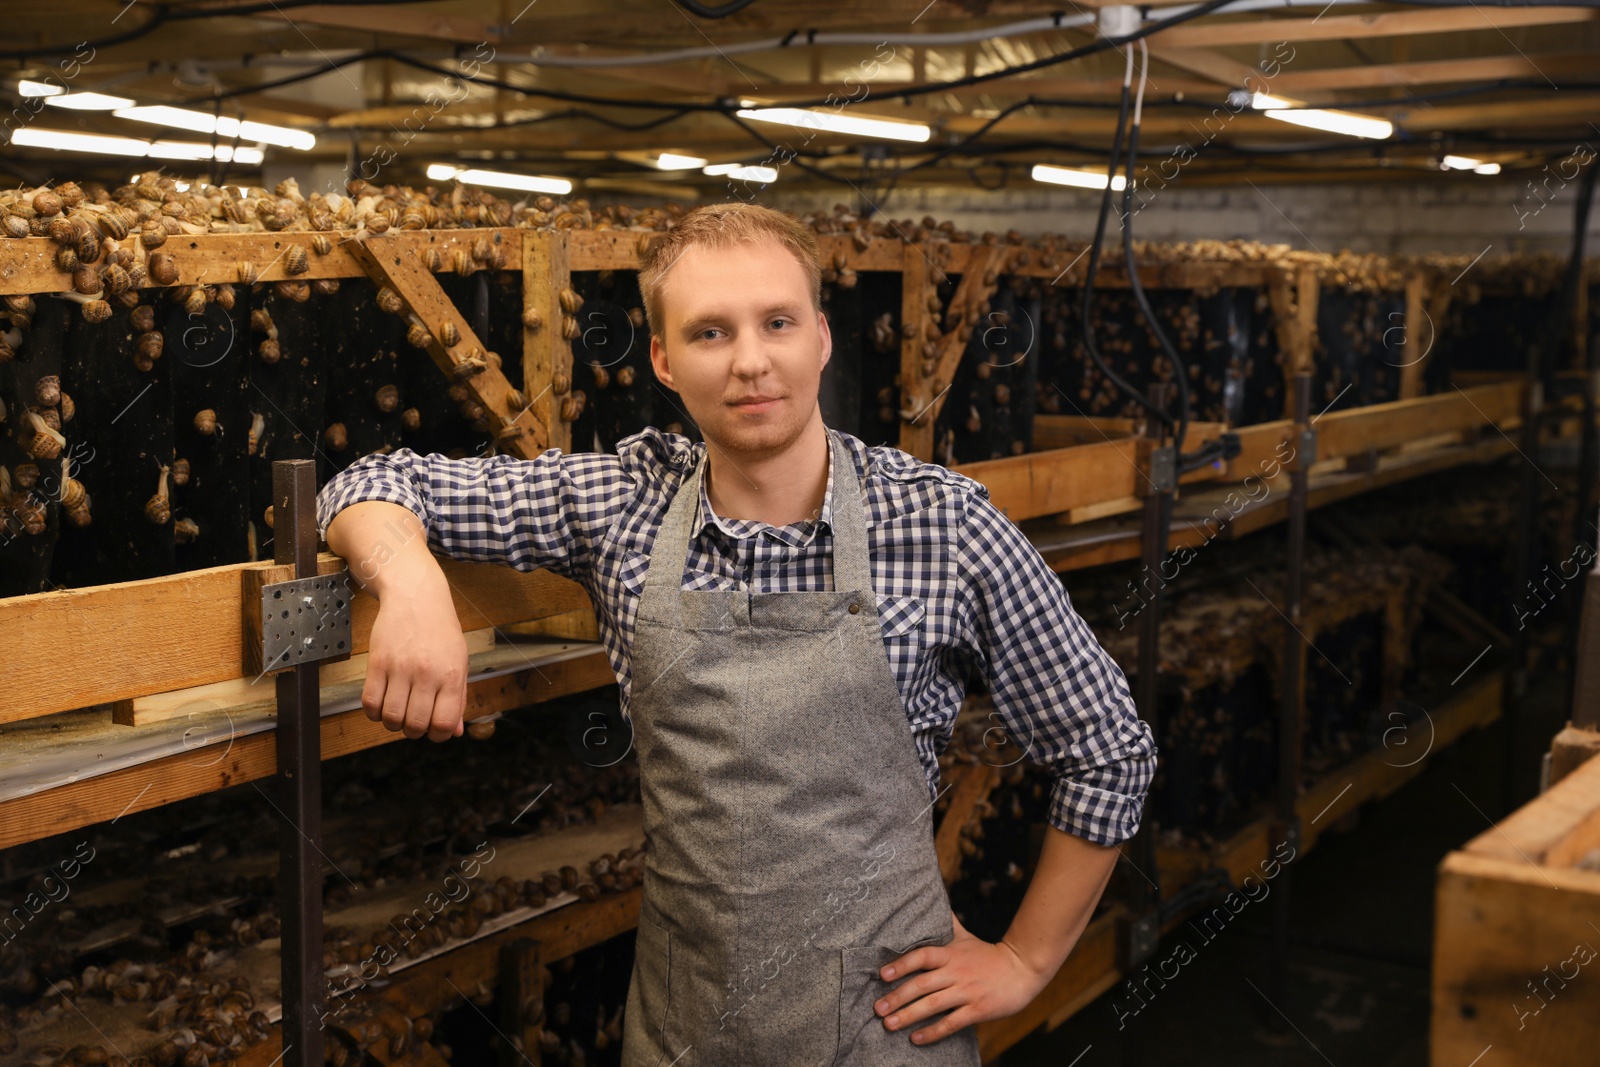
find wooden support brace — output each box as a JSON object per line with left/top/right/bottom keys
{"left": 1268, "top": 267, "right": 1320, "bottom": 418}
{"left": 922, "top": 244, "right": 1010, "bottom": 428}
{"left": 348, "top": 236, "right": 548, "bottom": 458}
{"left": 498, "top": 937, "right": 545, "bottom": 1067}
{"left": 898, "top": 243, "right": 938, "bottom": 460}
{"left": 523, "top": 231, "right": 574, "bottom": 454}
{"left": 1400, "top": 271, "right": 1451, "bottom": 399}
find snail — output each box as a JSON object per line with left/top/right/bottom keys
{"left": 131, "top": 304, "right": 156, "bottom": 332}
{"left": 561, "top": 315, "right": 581, "bottom": 340}
{"left": 376, "top": 286, "right": 404, "bottom": 315}
{"left": 183, "top": 287, "right": 206, "bottom": 316}
{"left": 283, "top": 243, "right": 309, "bottom": 275}
{"left": 137, "top": 330, "right": 164, "bottom": 363}
{"left": 558, "top": 288, "right": 584, "bottom": 314}
{"left": 324, "top": 423, "right": 348, "bottom": 450}
{"left": 174, "top": 517, "right": 200, "bottom": 544}
{"left": 171, "top": 457, "right": 190, "bottom": 486}
{"left": 522, "top": 306, "right": 543, "bottom": 331}
{"left": 247, "top": 412, "right": 265, "bottom": 455}
{"left": 194, "top": 409, "right": 218, "bottom": 435}
{"left": 237, "top": 260, "right": 259, "bottom": 285}
{"left": 406, "top": 323, "right": 433, "bottom": 349}
{"left": 401, "top": 407, "right": 421, "bottom": 431}
{"left": 24, "top": 411, "right": 65, "bottom": 459}
{"left": 35, "top": 375, "right": 60, "bottom": 407}
{"left": 145, "top": 465, "right": 171, "bottom": 524}
{"left": 438, "top": 320, "right": 460, "bottom": 348}
{"left": 258, "top": 337, "right": 281, "bottom": 364}
{"left": 375, "top": 385, "right": 400, "bottom": 412}
{"left": 311, "top": 232, "right": 332, "bottom": 255}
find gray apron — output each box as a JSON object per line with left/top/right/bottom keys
{"left": 621, "top": 430, "right": 983, "bottom": 1067}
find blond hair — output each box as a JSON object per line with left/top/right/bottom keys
{"left": 637, "top": 202, "right": 821, "bottom": 341}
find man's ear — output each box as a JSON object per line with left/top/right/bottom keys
{"left": 817, "top": 310, "right": 833, "bottom": 372}
{"left": 649, "top": 334, "right": 674, "bottom": 390}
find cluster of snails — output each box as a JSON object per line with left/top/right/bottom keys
{"left": 2, "top": 374, "right": 89, "bottom": 535}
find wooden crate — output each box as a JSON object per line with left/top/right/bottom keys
{"left": 1433, "top": 751, "right": 1600, "bottom": 1066}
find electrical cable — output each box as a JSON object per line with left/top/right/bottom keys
{"left": 1077, "top": 40, "right": 1173, "bottom": 426}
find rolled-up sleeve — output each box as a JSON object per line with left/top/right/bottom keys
{"left": 315, "top": 446, "right": 638, "bottom": 583}
{"left": 955, "top": 491, "right": 1157, "bottom": 846}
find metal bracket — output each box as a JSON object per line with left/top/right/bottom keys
{"left": 262, "top": 572, "right": 353, "bottom": 672}
{"left": 1148, "top": 445, "right": 1177, "bottom": 494}
{"left": 1126, "top": 911, "right": 1160, "bottom": 969}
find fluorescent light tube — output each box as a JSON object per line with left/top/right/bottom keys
{"left": 18, "top": 79, "right": 64, "bottom": 97}
{"left": 702, "top": 163, "right": 778, "bottom": 182}
{"left": 45, "top": 92, "right": 136, "bottom": 111}
{"left": 655, "top": 152, "right": 707, "bottom": 170}
{"left": 1031, "top": 163, "right": 1126, "bottom": 191}
{"left": 735, "top": 107, "right": 930, "bottom": 143}
{"left": 11, "top": 128, "right": 151, "bottom": 156}
{"left": 1474, "top": 162, "right": 1501, "bottom": 176}
{"left": 114, "top": 105, "right": 315, "bottom": 150}
{"left": 427, "top": 164, "right": 571, "bottom": 194}
{"left": 1252, "top": 91, "right": 1393, "bottom": 140}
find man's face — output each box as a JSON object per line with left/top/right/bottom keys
{"left": 649, "top": 237, "right": 831, "bottom": 459}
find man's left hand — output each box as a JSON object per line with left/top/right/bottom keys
{"left": 872, "top": 914, "right": 1052, "bottom": 1045}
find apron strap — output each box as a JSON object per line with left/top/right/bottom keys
{"left": 639, "top": 429, "right": 875, "bottom": 615}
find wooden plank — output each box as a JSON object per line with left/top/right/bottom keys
{"left": 1399, "top": 273, "right": 1452, "bottom": 400}
{"left": 1160, "top": 5, "right": 1597, "bottom": 47}
{"left": 1461, "top": 745, "right": 1600, "bottom": 869}
{"left": 1550, "top": 726, "right": 1600, "bottom": 788}
{"left": 935, "top": 763, "right": 1001, "bottom": 886}
{"left": 1316, "top": 381, "right": 1524, "bottom": 460}
{"left": 925, "top": 244, "right": 1009, "bottom": 428}
{"left": 1273, "top": 51, "right": 1599, "bottom": 94}
{"left": 523, "top": 230, "right": 574, "bottom": 454}
{"left": 1434, "top": 851, "right": 1600, "bottom": 1067}
{"left": 954, "top": 439, "right": 1143, "bottom": 523}
{"left": 112, "top": 628, "right": 498, "bottom": 727}
{"left": 1033, "top": 415, "right": 1139, "bottom": 450}
{"left": 0, "top": 649, "right": 615, "bottom": 852}
{"left": 898, "top": 243, "right": 937, "bottom": 460}
{"left": 348, "top": 236, "right": 547, "bottom": 458}
{"left": 0, "top": 553, "right": 589, "bottom": 724}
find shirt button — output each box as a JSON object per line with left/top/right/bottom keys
{"left": 848, "top": 602, "right": 860, "bottom": 614}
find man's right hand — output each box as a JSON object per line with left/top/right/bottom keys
{"left": 363, "top": 576, "right": 469, "bottom": 741}
{"left": 323, "top": 500, "right": 470, "bottom": 742}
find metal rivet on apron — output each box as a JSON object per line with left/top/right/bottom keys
{"left": 848, "top": 601, "right": 860, "bottom": 614}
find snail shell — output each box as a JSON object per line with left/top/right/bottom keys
{"left": 591, "top": 364, "right": 610, "bottom": 390}
{"left": 100, "top": 263, "right": 131, "bottom": 296}
{"left": 560, "top": 315, "right": 580, "bottom": 340}
{"left": 2, "top": 214, "right": 30, "bottom": 239}
{"left": 55, "top": 244, "right": 79, "bottom": 273}
{"left": 438, "top": 321, "right": 460, "bottom": 348}
{"left": 312, "top": 277, "right": 340, "bottom": 296}
{"left": 324, "top": 423, "right": 348, "bottom": 450}
{"left": 466, "top": 720, "right": 495, "bottom": 740}
{"left": 137, "top": 330, "right": 164, "bottom": 361}
{"left": 376, "top": 287, "right": 404, "bottom": 315}
{"left": 275, "top": 280, "right": 311, "bottom": 301}
{"left": 237, "top": 260, "right": 259, "bottom": 285}
{"left": 213, "top": 283, "right": 235, "bottom": 310}
{"left": 183, "top": 288, "right": 207, "bottom": 316}
{"left": 552, "top": 371, "right": 571, "bottom": 395}
{"left": 174, "top": 517, "right": 199, "bottom": 544}
{"left": 80, "top": 299, "right": 112, "bottom": 323}
{"left": 61, "top": 476, "right": 88, "bottom": 508}
{"left": 401, "top": 407, "right": 421, "bottom": 431}
{"left": 258, "top": 338, "right": 281, "bottom": 364}
{"left": 424, "top": 246, "right": 444, "bottom": 272}
{"left": 522, "top": 306, "right": 543, "bottom": 331}
{"left": 616, "top": 365, "right": 636, "bottom": 388}
{"left": 310, "top": 232, "right": 332, "bottom": 255}
{"left": 144, "top": 495, "right": 171, "bottom": 525}
{"left": 72, "top": 265, "right": 103, "bottom": 295}
{"left": 194, "top": 409, "right": 218, "bottom": 435}
{"left": 35, "top": 375, "right": 61, "bottom": 406}
{"left": 558, "top": 288, "right": 584, "bottom": 314}
{"left": 140, "top": 224, "right": 166, "bottom": 249}
{"left": 59, "top": 393, "right": 75, "bottom": 422}
{"left": 406, "top": 324, "right": 433, "bottom": 349}
{"left": 627, "top": 306, "right": 646, "bottom": 328}
{"left": 148, "top": 253, "right": 178, "bottom": 285}
{"left": 171, "top": 458, "right": 190, "bottom": 486}
{"left": 374, "top": 385, "right": 400, "bottom": 412}
{"left": 31, "top": 190, "right": 61, "bottom": 217}
{"left": 283, "top": 244, "right": 309, "bottom": 275}
{"left": 131, "top": 304, "right": 156, "bottom": 332}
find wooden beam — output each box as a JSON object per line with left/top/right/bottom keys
{"left": 349, "top": 236, "right": 549, "bottom": 457}
{"left": 1147, "top": 44, "right": 1266, "bottom": 89}
{"left": 523, "top": 231, "right": 575, "bottom": 454}
{"left": 0, "top": 648, "right": 614, "bottom": 852}
{"left": 1272, "top": 51, "right": 1600, "bottom": 94}
{"left": 1315, "top": 381, "right": 1525, "bottom": 460}
{"left": 952, "top": 439, "right": 1144, "bottom": 523}
{"left": 923, "top": 244, "right": 1008, "bottom": 429}
{"left": 898, "top": 242, "right": 938, "bottom": 460}
{"left": 0, "top": 554, "right": 590, "bottom": 724}
{"left": 1161, "top": 5, "right": 1597, "bottom": 48}
{"left": 262, "top": 4, "right": 507, "bottom": 43}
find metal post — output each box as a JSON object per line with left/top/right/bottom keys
{"left": 1270, "top": 373, "right": 1313, "bottom": 1003}
{"left": 1505, "top": 359, "right": 1545, "bottom": 813}
{"left": 273, "top": 459, "right": 325, "bottom": 1067}
{"left": 1128, "top": 384, "right": 1173, "bottom": 954}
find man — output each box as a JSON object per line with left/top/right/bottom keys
{"left": 318, "top": 202, "right": 1156, "bottom": 1065}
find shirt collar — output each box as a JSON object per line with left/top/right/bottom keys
{"left": 695, "top": 428, "right": 837, "bottom": 545}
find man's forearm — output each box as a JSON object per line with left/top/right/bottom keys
{"left": 324, "top": 500, "right": 446, "bottom": 602}
{"left": 1000, "top": 825, "right": 1120, "bottom": 981}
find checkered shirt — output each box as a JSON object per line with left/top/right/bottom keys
{"left": 316, "top": 426, "right": 1156, "bottom": 846}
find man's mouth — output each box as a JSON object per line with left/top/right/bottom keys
{"left": 728, "top": 395, "right": 782, "bottom": 411}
